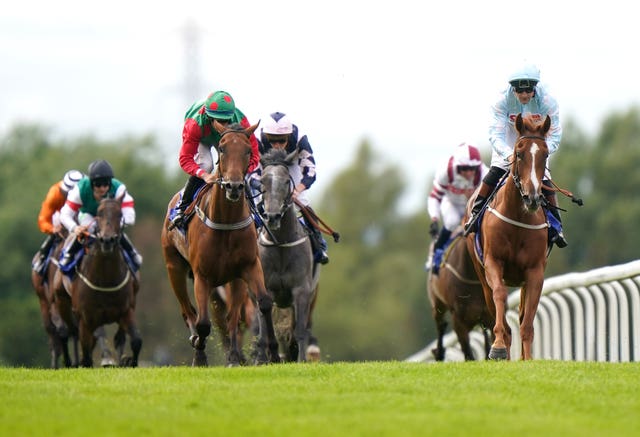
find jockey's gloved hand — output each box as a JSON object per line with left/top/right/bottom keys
{"left": 429, "top": 221, "right": 439, "bottom": 238}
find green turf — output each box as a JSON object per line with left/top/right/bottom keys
{"left": 1, "top": 361, "right": 638, "bottom": 436}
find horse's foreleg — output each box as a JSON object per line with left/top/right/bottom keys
{"left": 190, "top": 275, "right": 211, "bottom": 366}
{"left": 224, "top": 280, "right": 246, "bottom": 367}
{"left": 292, "top": 286, "right": 312, "bottom": 363}
{"left": 165, "top": 258, "right": 199, "bottom": 343}
{"left": 94, "top": 326, "right": 116, "bottom": 367}
{"left": 452, "top": 317, "right": 475, "bottom": 361}
{"left": 429, "top": 288, "right": 448, "bottom": 361}
{"left": 483, "top": 261, "right": 509, "bottom": 360}
{"left": 520, "top": 271, "right": 544, "bottom": 360}
{"left": 243, "top": 262, "right": 279, "bottom": 364}
{"left": 78, "top": 320, "right": 96, "bottom": 368}
{"left": 121, "top": 307, "right": 142, "bottom": 367}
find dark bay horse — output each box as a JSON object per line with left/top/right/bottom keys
{"left": 160, "top": 121, "right": 279, "bottom": 367}
{"left": 258, "top": 148, "right": 321, "bottom": 362}
{"left": 465, "top": 114, "right": 551, "bottom": 360}
{"left": 32, "top": 233, "right": 116, "bottom": 367}
{"left": 427, "top": 230, "right": 493, "bottom": 361}
{"left": 52, "top": 195, "right": 142, "bottom": 367}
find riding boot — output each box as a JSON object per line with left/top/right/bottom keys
{"left": 120, "top": 232, "right": 143, "bottom": 268}
{"left": 545, "top": 192, "right": 568, "bottom": 248}
{"left": 463, "top": 181, "right": 495, "bottom": 235}
{"left": 431, "top": 228, "right": 452, "bottom": 275}
{"left": 169, "top": 175, "right": 204, "bottom": 230}
{"left": 59, "top": 237, "right": 83, "bottom": 270}
{"left": 33, "top": 233, "right": 56, "bottom": 273}
{"left": 303, "top": 208, "right": 329, "bottom": 265}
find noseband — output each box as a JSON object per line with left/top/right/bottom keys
{"left": 511, "top": 135, "right": 547, "bottom": 200}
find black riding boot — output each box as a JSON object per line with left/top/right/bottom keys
{"left": 33, "top": 234, "right": 56, "bottom": 273}
{"left": 303, "top": 207, "right": 329, "bottom": 265}
{"left": 463, "top": 181, "right": 495, "bottom": 235}
{"left": 170, "top": 175, "right": 204, "bottom": 229}
{"left": 545, "top": 191, "right": 567, "bottom": 248}
{"left": 120, "top": 232, "right": 143, "bottom": 268}
{"left": 431, "top": 228, "right": 452, "bottom": 275}
{"left": 59, "top": 238, "right": 83, "bottom": 270}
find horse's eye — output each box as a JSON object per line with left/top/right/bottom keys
{"left": 516, "top": 152, "right": 523, "bottom": 160}
{"left": 219, "top": 146, "right": 226, "bottom": 154}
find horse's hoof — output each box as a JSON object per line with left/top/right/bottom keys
{"left": 489, "top": 347, "right": 508, "bottom": 360}
{"left": 431, "top": 347, "right": 445, "bottom": 361}
{"left": 101, "top": 357, "right": 116, "bottom": 367}
{"left": 193, "top": 349, "right": 208, "bottom": 367}
{"left": 306, "top": 345, "right": 321, "bottom": 362}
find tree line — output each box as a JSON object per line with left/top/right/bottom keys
{"left": 1, "top": 107, "right": 638, "bottom": 366}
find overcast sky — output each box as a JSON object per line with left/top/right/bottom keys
{"left": 2, "top": 0, "right": 639, "bottom": 212}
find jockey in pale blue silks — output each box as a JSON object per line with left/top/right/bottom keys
{"left": 464, "top": 62, "right": 567, "bottom": 248}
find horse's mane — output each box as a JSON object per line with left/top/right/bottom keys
{"left": 261, "top": 148, "right": 289, "bottom": 167}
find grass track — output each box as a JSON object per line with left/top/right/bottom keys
{"left": 1, "top": 361, "right": 639, "bottom": 436}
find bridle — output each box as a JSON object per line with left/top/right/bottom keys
{"left": 511, "top": 135, "right": 547, "bottom": 202}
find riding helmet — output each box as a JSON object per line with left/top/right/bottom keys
{"left": 453, "top": 142, "right": 482, "bottom": 168}
{"left": 508, "top": 63, "right": 540, "bottom": 90}
{"left": 88, "top": 159, "right": 114, "bottom": 181}
{"left": 203, "top": 91, "right": 236, "bottom": 120}
{"left": 60, "top": 169, "right": 83, "bottom": 192}
{"left": 263, "top": 112, "right": 293, "bottom": 135}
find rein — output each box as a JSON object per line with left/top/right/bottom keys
{"left": 293, "top": 198, "right": 341, "bottom": 243}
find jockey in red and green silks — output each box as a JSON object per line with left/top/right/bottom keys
{"left": 170, "top": 90, "right": 260, "bottom": 229}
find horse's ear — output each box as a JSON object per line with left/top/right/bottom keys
{"left": 246, "top": 121, "right": 260, "bottom": 137}
{"left": 515, "top": 113, "right": 524, "bottom": 133}
{"left": 542, "top": 115, "right": 551, "bottom": 135}
{"left": 213, "top": 120, "right": 226, "bottom": 135}
{"left": 285, "top": 148, "right": 298, "bottom": 164}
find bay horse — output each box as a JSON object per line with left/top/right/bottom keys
{"left": 465, "top": 113, "right": 551, "bottom": 360}
{"left": 32, "top": 232, "right": 116, "bottom": 367}
{"left": 427, "top": 229, "right": 493, "bottom": 361}
{"left": 52, "top": 194, "right": 142, "bottom": 367}
{"left": 160, "top": 121, "right": 279, "bottom": 367}
{"left": 258, "top": 148, "right": 321, "bottom": 362}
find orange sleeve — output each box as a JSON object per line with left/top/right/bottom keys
{"left": 37, "top": 183, "right": 66, "bottom": 234}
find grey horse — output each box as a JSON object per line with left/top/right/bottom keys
{"left": 257, "top": 148, "right": 321, "bottom": 362}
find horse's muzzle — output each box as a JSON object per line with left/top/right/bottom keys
{"left": 97, "top": 234, "right": 119, "bottom": 252}
{"left": 522, "top": 194, "right": 543, "bottom": 211}
{"left": 223, "top": 180, "right": 244, "bottom": 202}
{"left": 264, "top": 213, "right": 282, "bottom": 230}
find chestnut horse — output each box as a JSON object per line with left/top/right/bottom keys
{"left": 427, "top": 230, "right": 493, "bottom": 361}
{"left": 258, "top": 148, "right": 321, "bottom": 362}
{"left": 160, "top": 121, "right": 279, "bottom": 366}
{"left": 465, "top": 114, "right": 551, "bottom": 360}
{"left": 52, "top": 195, "right": 142, "bottom": 367}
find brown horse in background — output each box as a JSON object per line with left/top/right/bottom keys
{"left": 32, "top": 232, "right": 116, "bottom": 367}
{"left": 465, "top": 114, "right": 551, "bottom": 360}
{"left": 427, "top": 230, "right": 493, "bottom": 361}
{"left": 160, "top": 121, "right": 279, "bottom": 366}
{"left": 52, "top": 195, "right": 142, "bottom": 367}
{"left": 31, "top": 234, "right": 77, "bottom": 368}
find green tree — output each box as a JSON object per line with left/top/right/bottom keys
{"left": 313, "top": 141, "right": 433, "bottom": 361}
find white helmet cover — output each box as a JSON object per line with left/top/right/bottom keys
{"left": 60, "top": 169, "right": 84, "bottom": 192}
{"left": 508, "top": 63, "right": 541, "bottom": 88}
{"left": 452, "top": 142, "right": 482, "bottom": 168}
{"left": 263, "top": 112, "right": 293, "bottom": 135}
